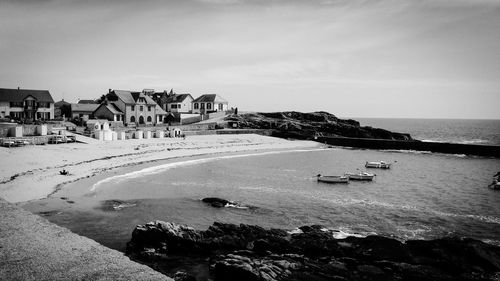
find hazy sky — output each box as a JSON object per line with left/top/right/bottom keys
{"left": 1, "top": 0, "right": 499, "bottom": 119}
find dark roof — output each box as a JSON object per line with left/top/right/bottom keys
{"left": 71, "top": 103, "right": 99, "bottom": 113}
{"left": 95, "top": 103, "right": 123, "bottom": 115}
{"left": 192, "top": 94, "right": 228, "bottom": 103}
{"left": 0, "top": 88, "right": 54, "bottom": 103}
{"left": 54, "top": 100, "right": 70, "bottom": 106}
{"left": 78, "top": 99, "right": 96, "bottom": 104}
{"left": 166, "top": 94, "right": 193, "bottom": 103}
{"left": 111, "top": 90, "right": 157, "bottom": 105}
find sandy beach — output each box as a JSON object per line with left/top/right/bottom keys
{"left": 0, "top": 134, "right": 320, "bottom": 203}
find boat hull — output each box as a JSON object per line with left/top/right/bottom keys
{"left": 317, "top": 176, "right": 349, "bottom": 184}
{"left": 365, "top": 162, "right": 391, "bottom": 169}
{"left": 345, "top": 173, "right": 375, "bottom": 181}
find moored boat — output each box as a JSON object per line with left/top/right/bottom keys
{"left": 489, "top": 172, "right": 500, "bottom": 190}
{"left": 365, "top": 161, "right": 391, "bottom": 169}
{"left": 345, "top": 172, "right": 375, "bottom": 181}
{"left": 317, "top": 174, "right": 349, "bottom": 184}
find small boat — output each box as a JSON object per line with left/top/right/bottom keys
{"left": 490, "top": 181, "right": 500, "bottom": 190}
{"left": 365, "top": 161, "right": 391, "bottom": 169}
{"left": 317, "top": 174, "right": 349, "bottom": 184}
{"left": 489, "top": 172, "right": 500, "bottom": 190}
{"left": 345, "top": 172, "right": 375, "bottom": 181}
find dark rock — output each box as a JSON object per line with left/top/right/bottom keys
{"left": 225, "top": 111, "right": 413, "bottom": 141}
{"left": 202, "top": 197, "right": 230, "bottom": 208}
{"left": 126, "top": 221, "right": 500, "bottom": 281}
{"left": 173, "top": 271, "right": 197, "bottom": 281}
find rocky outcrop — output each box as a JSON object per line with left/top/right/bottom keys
{"left": 126, "top": 221, "right": 500, "bottom": 281}
{"left": 225, "top": 111, "right": 412, "bottom": 141}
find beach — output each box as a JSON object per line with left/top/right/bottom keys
{"left": 0, "top": 134, "right": 320, "bottom": 203}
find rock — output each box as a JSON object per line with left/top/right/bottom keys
{"left": 225, "top": 111, "right": 413, "bottom": 141}
{"left": 126, "top": 221, "right": 500, "bottom": 281}
{"left": 173, "top": 271, "right": 197, "bottom": 281}
{"left": 202, "top": 197, "right": 230, "bottom": 208}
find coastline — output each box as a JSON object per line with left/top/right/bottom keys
{"left": 1, "top": 134, "right": 321, "bottom": 203}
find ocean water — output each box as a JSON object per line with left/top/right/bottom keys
{"left": 355, "top": 118, "right": 500, "bottom": 145}
{"left": 21, "top": 118, "right": 500, "bottom": 278}
{"left": 24, "top": 147, "right": 500, "bottom": 251}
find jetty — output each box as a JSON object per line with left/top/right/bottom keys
{"left": 316, "top": 136, "right": 500, "bottom": 158}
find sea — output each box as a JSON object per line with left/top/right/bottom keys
{"left": 22, "top": 118, "right": 500, "bottom": 277}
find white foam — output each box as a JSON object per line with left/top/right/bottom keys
{"left": 90, "top": 148, "right": 327, "bottom": 192}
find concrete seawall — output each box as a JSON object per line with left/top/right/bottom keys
{"left": 0, "top": 198, "right": 171, "bottom": 280}
{"left": 317, "top": 136, "right": 500, "bottom": 158}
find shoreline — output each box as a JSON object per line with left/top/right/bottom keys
{"left": 1, "top": 134, "right": 321, "bottom": 203}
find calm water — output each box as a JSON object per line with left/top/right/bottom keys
{"left": 23, "top": 147, "right": 500, "bottom": 254}
{"left": 356, "top": 118, "right": 500, "bottom": 145}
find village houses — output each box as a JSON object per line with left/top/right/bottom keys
{"left": 0, "top": 88, "right": 54, "bottom": 121}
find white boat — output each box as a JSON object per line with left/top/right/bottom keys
{"left": 317, "top": 174, "right": 349, "bottom": 184}
{"left": 345, "top": 172, "right": 375, "bottom": 181}
{"left": 365, "top": 161, "right": 391, "bottom": 169}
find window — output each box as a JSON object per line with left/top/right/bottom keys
{"left": 147, "top": 116, "right": 152, "bottom": 122}
{"left": 171, "top": 104, "right": 177, "bottom": 109}
{"left": 10, "top": 102, "right": 23, "bottom": 108}
{"left": 219, "top": 103, "right": 224, "bottom": 110}
{"left": 130, "top": 116, "right": 136, "bottom": 123}
{"left": 200, "top": 103, "right": 205, "bottom": 109}
{"left": 131, "top": 105, "right": 135, "bottom": 111}
{"left": 207, "top": 103, "right": 211, "bottom": 110}
{"left": 140, "top": 106, "right": 143, "bottom": 111}
{"left": 148, "top": 106, "right": 151, "bottom": 111}
{"left": 25, "top": 100, "right": 35, "bottom": 107}
{"left": 194, "top": 103, "right": 199, "bottom": 109}
{"left": 38, "top": 102, "right": 49, "bottom": 108}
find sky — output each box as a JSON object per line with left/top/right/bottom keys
{"left": 0, "top": 0, "right": 499, "bottom": 119}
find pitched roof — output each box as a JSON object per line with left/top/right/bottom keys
{"left": 192, "top": 94, "right": 228, "bottom": 103}
{"left": 112, "top": 90, "right": 137, "bottom": 104}
{"left": 165, "top": 94, "right": 193, "bottom": 103}
{"left": 107, "top": 103, "right": 124, "bottom": 115}
{"left": 71, "top": 103, "right": 99, "bottom": 113}
{"left": 0, "top": 88, "right": 54, "bottom": 103}
{"left": 112, "top": 90, "right": 157, "bottom": 105}
{"left": 78, "top": 99, "right": 96, "bottom": 104}
{"left": 155, "top": 105, "right": 167, "bottom": 115}
{"left": 95, "top": 103, "right": 123, "bottom": 115}
{"left": 54, "top": 100, "right": 70, "bottom": 106}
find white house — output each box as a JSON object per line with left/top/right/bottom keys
{"left": 0, "top": 88, "right": 54, "bottom": 121}
{"left": 192, "top": 94, "right": 228, "bottom": 114}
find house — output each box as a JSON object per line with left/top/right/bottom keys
{"left": 105, "top": 89, "right": 159, "bottom": 125}
{"left": 165, "top": 94, "right": 194, "bottom": 113}
{"left": 71, "top": 103, "right": 99, "bottom": 122}
{"left": 54, "top": 99, "right": 71, "bottom": 118}
{"left": 0, "top": 87, "right": 54, "bottom": 121}
{"left": 192, "top": 94, "right": 228, "bottom": 114}
{"left": 93, "top": 103, "right": 124, "bottom": 122}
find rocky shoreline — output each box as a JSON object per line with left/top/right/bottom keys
{"left": 126, "top": 221, "right": 500, "bottom": 281}
{"left": 225, "top": 112, "right": 413, "bottom": 141}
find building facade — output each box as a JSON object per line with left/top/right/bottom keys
{"left": 192, "top": 94, "right": 228, "bottom": 114}
{"left": 165, "top": 94, "right": 194, "bottom": 113}
{"left": 0, "top": 88, "right": 54, "bottom": 121}
{"left": 106, "top": 90, "right": 160, "bottom": 125}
